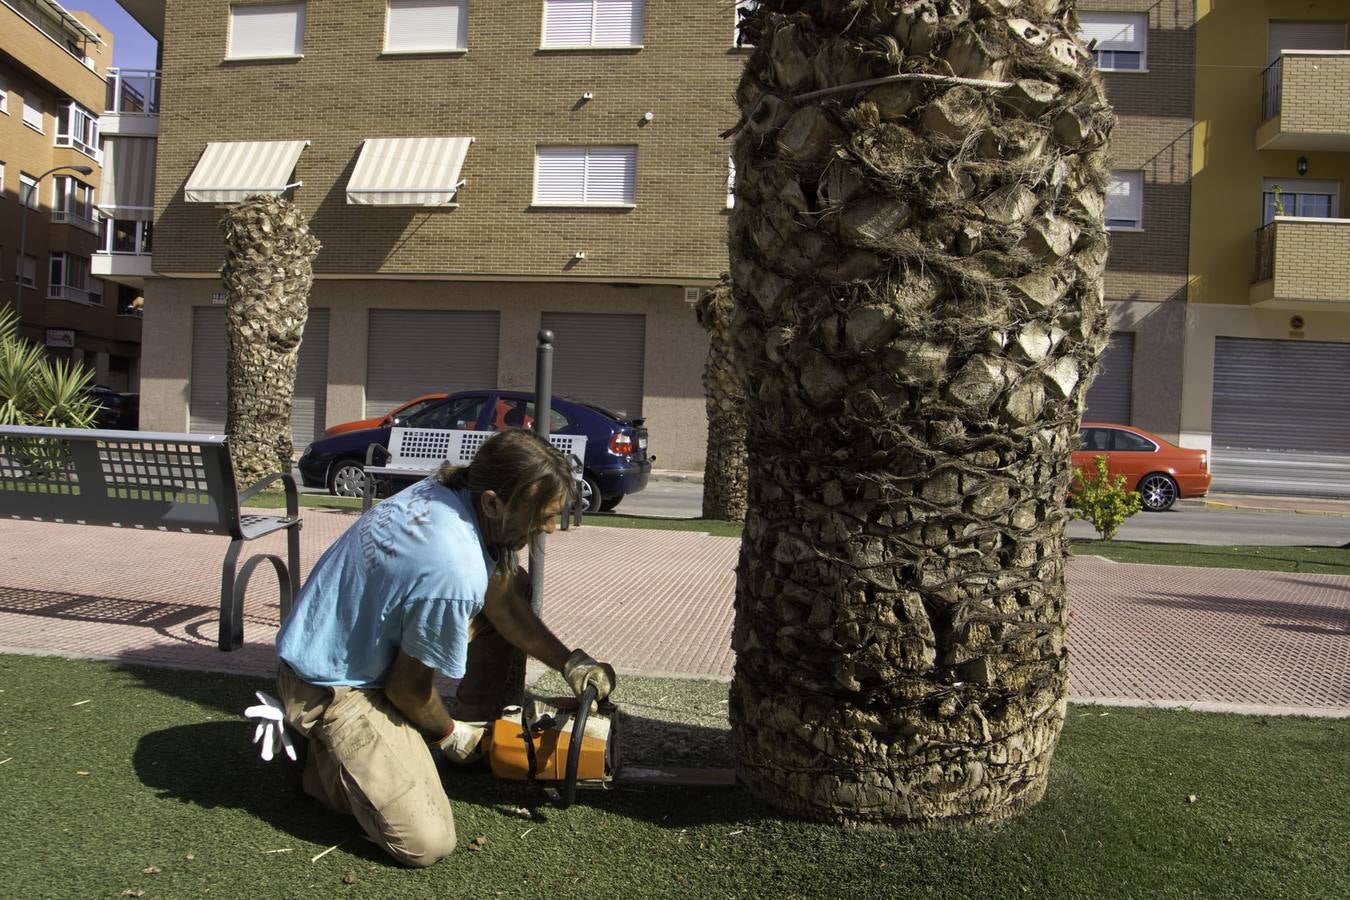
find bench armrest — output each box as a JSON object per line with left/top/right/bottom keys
{"left": 239, "top": 472, "right": 300, "bottom": 521}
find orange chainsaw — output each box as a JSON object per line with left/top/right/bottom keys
{"left": 481, "top": 685, "right": 618, "bottom": 807}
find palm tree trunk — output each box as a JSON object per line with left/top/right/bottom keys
{"left": 696, "top": 276, "right": 749, "bottom": 520}
{"left": 220, "top": 196, "right": 321, "bottom": 483}
{"left": 728, "top": 1, "right": 1114, "bottom": 825}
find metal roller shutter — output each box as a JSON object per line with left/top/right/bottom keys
{"left": 189, "top": 307, "right": 227, "bottom": 434}
{"left": 191, "top": 306, "right": 332, "bottom": 445}
{"left": 540, "top": 312, "right": 646, "bottom": 418}
{"left": 1083, "top": 332, "right": 1134, "bottom": 424}
{"left": 365, "top": 310, "right": 500, "bottom": 418}
{"left": 1212, "top": 337, "right": 1350, "bottom": 452}
{"left": 291, "top": 309, "right": 329, "bottom": 446}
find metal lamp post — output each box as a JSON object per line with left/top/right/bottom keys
{"left": 15, "top": 164, "right": 95, "bottom": 321}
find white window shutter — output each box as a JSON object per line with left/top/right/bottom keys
{"left": 593, "top": 0, "right": 641, "bottom": 46}
{"left": 1267, "top": 21, "right": 1348, "bottom": 63}
{"left": 536, "top": 147, "right": 588, "bottom": 204}
{"left": 543, "top": 0, "right": 594, "bottom": 46}
{"left": 386, "top": 0, "right": 466, "bottom": 52}
{"left": 1079, "top": 13, "right": 1146, "bottom": 52}
{"left": 584, "top": 147, "right": 636, "bottom": 203}
{"left": 229, "top": 4, "right": 305, "bottom": 59}
{"left": 1106, "top": 171, "right": 1143, "bottom": 225}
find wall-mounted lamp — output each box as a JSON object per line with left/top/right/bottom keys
{"left": 643, "top": 111, "right": 654, "bottom": 122}
{"left": 573, "top": 251, "right": 587, "bottom": 260}
{"left": 581, "top": 91, "right": 594, "bottom": 101}
{"left": 1296, "top": 156, "right": 1309, "bottom": 176}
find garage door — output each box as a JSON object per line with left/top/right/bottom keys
{"left": 189, "top": 306, "right": 331, "bottom": 447}
{"left": 1211, "top": 337, "right": 1350, "bottom": 497}
{"left": 365, "top": 310, "right": 500, "bottom": 418}
{"left": 540, "top": 312, "right": 645, "bottom": 418}
{"left": 1083, "top": 331, "right": 1134, "bottom": 424}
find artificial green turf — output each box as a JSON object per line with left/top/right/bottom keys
{"left": 1, "top": 654, "right": 1346, "bottom": 899}
{"left": 1073, "top": 539, "right": 1350, "bottom": 575}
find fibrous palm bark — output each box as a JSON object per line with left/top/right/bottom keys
{"left": 696, "top": 276, "right": 749, "bottom": 520}
{"left": 220, "top": 196, "right": 321, "bottom": 482}
{"left": 727, "top": 0, "right": 1114, "bottom": 825}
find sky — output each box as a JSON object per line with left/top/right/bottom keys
{"left": 72, "top": 0, "right": 158, "bottom": 71}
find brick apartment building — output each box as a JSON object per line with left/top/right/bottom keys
{"left": 97, "top": 1, "right": 1348, "bottom": 493}
{"left": 121, "top": 0, "right": 746, "bottom": 470}
{"left": 1, "top": 0, "right": 142, "bottom": 390}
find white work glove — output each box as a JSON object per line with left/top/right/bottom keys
{"left": 437, "top": 719, "right": 487, "bottom": 766}
{"left": 244, "top": 691, "right": 297, "bottom": 762}
{"left": 562, "top": 649, "right": 617, "bottom": 704}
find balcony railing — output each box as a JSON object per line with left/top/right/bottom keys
{"left": 1261, "top": 58, "right": 1282, "bottom": 121}
{"left": 105, "top": 68, "right": 160, "bottom": 116}
{"left": 1253, "top": 222, "right": 1276, "bottom": 282}
{"left": 47, "top": 285, "right": 102, "bottom": 306}
{"left": 2, "top": 0, "right": 99, "bottom": 68}
{"left": 52, "top": 207, "right": 99, "bottom": 234}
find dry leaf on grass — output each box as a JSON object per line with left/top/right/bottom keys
{"left": 141, "top": 866, "right": 161, "bottom": 875}
{"left": 76, "top": 771, "right": 91, "bottom": 777}
{"left": 1187, "top": 794, "right": 1198, "bottom": 804}
{"left": 342, "top": 872, "right": 357, "bottom": 885}
{"left": 467, "top": 835, "right": 488, "bottom": 852}
{"left": 120, "top": 891, "right": 144, "bottom": 898}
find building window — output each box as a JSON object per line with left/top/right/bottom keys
{"left": 1106, "top": 171, "right": 1143, "bottom": 229}
{"left": 227, "top": 3, "right": 306, "bottom": 59}
{"left": 0, "top": 162, "right": 5, "bottom": 193}
{"left": 52, "top": 175, "right": 97, "bottom": 229}
{"left": 1262, "top": 179, "right": 1340, "bottom": 224}
{"left": 541, "top": 0, "right": 643, "bottom": 49}
{"left": 727, "top": 157, "right": 736, "bottom": 209}
{"left": 385, "top": 0, "right": 467, "bottom": 53}
{"left": 534, "top": 146, "right": 637, "bottom": 206}
{"left": 48, "top": 252, "right": 100, "bottom": 305}
{"left": 22, "top": 95, "right": 43, "bottom": 131}
{"left": 1079, "top": 12, "right": 1147, "bottom": 71}
{"left": 20, "top": 172, "right": 40, "bottom": 209}
{"left": 15, "top": 254, "right": 36, "bottom": 288}
{"left": 0, "top": 75, "right": 8, "bottom": 115}
{"left": 99, "top": 216, "right": 154, "bottom": 255}
{"left": 55, "top": 102, "right": 100, "bottom": 159}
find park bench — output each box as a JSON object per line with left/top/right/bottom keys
{"left": 362, "top": 427, "right": 588, "bottom": 525}
{"left": 0, "top": 425, "right": 301, "bottom": 652}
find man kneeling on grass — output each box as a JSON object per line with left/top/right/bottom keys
{"left": 274, "top": 429, "right": 616, "bottom": 867}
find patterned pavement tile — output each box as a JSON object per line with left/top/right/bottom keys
{"left": 0, "top": 511, "right": 1345, "bottom": 712}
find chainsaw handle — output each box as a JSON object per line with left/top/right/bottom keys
{"left": 561, "top": 684, "right": 597, "bottom": 809}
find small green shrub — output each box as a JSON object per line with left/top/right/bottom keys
{"left": 1070, "top": 454, "right": 1142, "bottom": 540}
{"left": 0, "top": 305, "right": 98, "bottom": 428}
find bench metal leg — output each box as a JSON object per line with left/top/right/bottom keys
{"left": 219, "top": 537, "right": 297, "bottom": 651}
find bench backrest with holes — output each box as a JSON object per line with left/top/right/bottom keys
{"left": 363, "top": 428, "right": 587, "bottom": 516}
{"left": 0, "top": 425, "right": 301, "bottom": 652}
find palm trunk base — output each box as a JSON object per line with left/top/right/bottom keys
{"left": 731, "top": 677, "right": 1065, "bottom": 825}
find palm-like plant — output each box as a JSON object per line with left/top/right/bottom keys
{"left": 0, "top": 306, "right": 98, "bottom": 428}
{"left": 219, "top": 196, "right": 321, "bottom": 482}
{"left": 696, "top": 276, "right": 749, "bottom": 520}
{"left": 727, "top": 2, "right": 1114, "bottom": 825}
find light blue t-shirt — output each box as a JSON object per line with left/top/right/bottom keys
{"left": 277, "top": 477, "right": 497, "bottom": 688}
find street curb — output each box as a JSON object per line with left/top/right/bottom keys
{"left": 649, "top": 470, "right": 704, "bottom": 484}
{"left": 1069, "top": 695, "right": 1350, "bottom": 719}
{"left": 1202, "top": 499, "right": 1350, "bottom": 518}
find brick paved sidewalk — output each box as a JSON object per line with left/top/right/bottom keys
{"left": 0, "top": 510, "right": 1345, "bottom": 714}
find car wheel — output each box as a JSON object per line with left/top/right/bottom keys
{"left": 599, "top": 494, "right": 622, "bottom": 513}
{"left": 1138, "top": 473, "right": 1178, "bottom": 512}
{"left": 580, "top": 475, "right": 603, "bottom": 514}
{"left": 328, "top": 460, "right": 367, "bottom": 498}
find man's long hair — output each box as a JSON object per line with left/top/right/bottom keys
{"left": 437, "top": 429, "right": 577, "bottom": 573}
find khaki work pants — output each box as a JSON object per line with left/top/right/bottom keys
{"left": 275, "top": 613, "right": 516, "bottom": 868}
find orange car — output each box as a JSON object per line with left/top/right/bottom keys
{"left": 322, "top": 394, "right": 447, "bottom": 437}
{"left": 1073, "top": 423, "right": 1211, "bottom": 512}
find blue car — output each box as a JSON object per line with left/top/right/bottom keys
{"left": 298, "top": 390, "right": 653, "bottom": 512}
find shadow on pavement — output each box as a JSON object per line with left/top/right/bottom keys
{"left": 1131, "top": 590, "right": 1349, "bottom": 630}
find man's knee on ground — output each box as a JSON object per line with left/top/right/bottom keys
{"left": 387, "top": 821, "right": 456, "bottom": 868}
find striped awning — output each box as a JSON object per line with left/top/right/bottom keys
{"left": 346, "top": 137, "right": 474, "bottom": 206}
{"left": 97, "top": 137, "right": 157, "bottom": 221}
{"left": 184, "top": 140, "right": 310, "bottom": 203}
